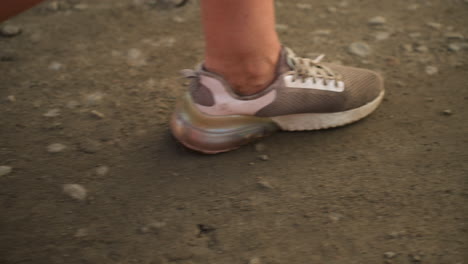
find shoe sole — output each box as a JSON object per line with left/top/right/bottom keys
{"left": 170, "top": 90, "right": 384, "bottom": 154}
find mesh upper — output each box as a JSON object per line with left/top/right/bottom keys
{"left": 188, "top": 47, "right": 384, "bottom": 117}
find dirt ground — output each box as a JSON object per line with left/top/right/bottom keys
{"left": 1, "top": 0, "right": 467, "bottom": 263}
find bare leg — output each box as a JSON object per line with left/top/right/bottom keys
{"left": 201, "top": 0, "right": 281, "bottom": 95}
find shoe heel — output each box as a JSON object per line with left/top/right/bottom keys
{"left": 170, "top": 93, "right": 279, "bottom": 154}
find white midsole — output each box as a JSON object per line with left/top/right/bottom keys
{"left": 272, "top": 90, "right": 385, "bottom": 131}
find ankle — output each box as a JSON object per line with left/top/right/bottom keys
{"left": 204, "top": 48, "right": 280, "bottom": 96}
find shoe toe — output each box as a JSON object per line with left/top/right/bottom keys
{"left": 328, "top": 64, "right": 384, "bottom": 109}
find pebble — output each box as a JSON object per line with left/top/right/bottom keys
{"left": 327, "top": 6, "right": 337, "bottom": 13}
{"left": 84, "top": 92, "right": 104, "bottom": 106}
{"left": 374, "top": 31, "right": 391, "bottom": 41}
{"left": 0, "top": 166, "right": 13, "bottom": 176}
{"left": 442, "top": 109, "right": 453, "bottom": 116}
{"left": 249, "top": 257, "right": 262, "bottom": 264}
{"left": 445, "top": 32, "right": 464, "bottom": 40}
{"left": 328, "top": 212, "right": 344, "bottom": 222}
{"left": 140, "top": 221, "right": 167, "bottom": 233}
{"left": 74, "top": 228, "right": 88, "bottom": 237}
{"left": 387, "top": 230, "right": 407, "bottom": 238}
{"left": 426, "top": 22, "right": 442, "bottom": 30}
{"left": 0, "top": 25, "right": 22, "bottom": 37}
{"left": 296, "top": 3, "right": 312, "bottom": 9}
{"left": 313, "top": 29, "right": 332, "bottom": 36}
{"left": 48, "top": 1, "right": 59, "bottom": 11}
{"left": 79, "top": 139, "right": 102, "bottom": 153}
{"left": 275, "top": 24, "right": 289, "bottom": 32}
{"left": 73, "top": 4, "right": 88, "bottom": 10}
{"left": 48, "top": 62, "right": 63, "bottom": 71}
{"left": 448, "top": 43, "right": 461, "bottom": 52}
{"left": 95, "top": 165, "right": 109, "bottom": 176}
{"left": 90, "top": 110, "right": 105, "bottom": 119}
{"left": 415, "top": 45, "right": 428, "bottom": 53}
{"left": 43, "top": 108, "right": 61, "bottom": 117}
{"left": 408, "top": 32, "right": 422, "bottom": 39}
{"left": 257, "top": 179, "right": 274, "bottom": 190}
{"left": 127, "top": 48, "right": 146, "bottom": 66}
{"left": 425, "top": 66, "right": 438, "bottom": 75}
{"left": 66, "top": 100, "right": 80, "bottom": 109}
{"left": 338, "top": 1, "right": 349, "bottom": 7}
{"left": 47, "top": 143, "right": 67, "bottom": 153}
{"left": 172, "top": 16, "right": 185, "bottom": 23}
{"left": 402, "top": 43, "right": 413, "bottom": 52}
{"left": 410, "top": 254, "right": 422, "bottom": 262}
{"left": 7, "top": 95, "right": 16, "bottom": 102}
{"left": 348, "top": 42, "right": 372, "bottom": 57}
{"left": 368, "top": 16, "right": 386, "bottom": 26}
{"left": 383, "top": 252, "right": 397, "bottom": 259}
{"left": 63, "top": 184, "right": 87, "bottom": 201}
{"left": 407, "top": 4, "right": 419, "bottom": 10}
{"left": 258, "top": 154, "right": 269, "bottom": 161}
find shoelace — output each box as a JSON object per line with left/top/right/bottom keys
{"left": 288, "top": 51, "right": 342, "bottom": 87}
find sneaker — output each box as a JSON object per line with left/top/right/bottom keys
{"left": 170, "top": 47, "right": 384, "bottom": 154}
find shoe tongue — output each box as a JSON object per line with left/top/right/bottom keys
{"left": 275, "top": 47, "right": 294, "bottom": 75}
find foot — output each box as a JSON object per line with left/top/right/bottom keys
{"left": 170, "top": 47, "right": 385, "bottom": 154}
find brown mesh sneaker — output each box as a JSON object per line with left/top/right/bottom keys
{"left": 171, "top": 47, "right": 385, "bottom": 154}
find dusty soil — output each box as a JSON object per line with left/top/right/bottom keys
{"left": 1, "top": 0, "right": 467, "bottom": 263}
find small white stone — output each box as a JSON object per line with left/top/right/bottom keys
{"left": 84, "top": 92, "right": 104, "bottom": 106}
{"left": 425, "top": 66, "right": 438, "bottom": 75}
{"left": 249, "top": 257, "right": 262, "bottom": 264}
{"left": 313, "top": 29, "right": 332, "bottom": 36}
{"left": 127, "top": 48, "right": 142, "bottom": 60}
{"left": 73, "top": 4, "right": 88, "bottom": 10}
{"left": 74, "top": 228, "right": 88, "bottom": 237}
{"left": 47, "top": 143, "right": 67, "bottom": 153}
{"left": 448, "top": 43, "right": 461, "bottom": 52}
{"left": 95, "top": 165, "right": 109, "bottom": 176}
{"left": 402, "top": 43, "right": 413, "bottom": 52}
{"left": 63, "top": 184, "right": 87, "bottom": 201}
{"left": 89, "top": 110, "right": 105, "bottom": 119}
{"left": 329, "top": 212, "right": 343, "bottom": 222}
{"left": 257, "top": 180, "right": 274, "bottom": 190}
{"left": 0, "top": 166, "right": 13, "bottom": 176}
{"left": 48, "top": 1, "right": 59, "bottom": 11}
{"left": 338, "top": 1, "right": 349, "bottom": 7}
{"left": 43, "top": 108, "right": 61, "bottom": 117}
{"left": 442, "top": 109, "right": 453, "bottom": 116}
{"left": 374, "top": 31, "right": 391, "bottom": 41}
{"left": 172, "top": 16, "right": 185, "bottom": 23}
{"left": 348, "top": 42, "right": 372, "bottom": 57}
{"left": 407, "top": 4, "right": 419, "bottom": 10}
{"left": 426, "top": 22, "right": 442, "bottom": 30}
{"left": 7, "top": 95, "right": 16, "bottom": 102}
{"left": 384, "top": 252, "right": 397, "bottom": 259}
{"left": 368, "top": 16, "right": 386, "bottom": 26}
{"left": 408, "top": 32, "right": 422, "bottom": 39}
{"left": 275, "top": 24, "right": 289, "bottom": 32}
{"left": 296, "top": 3, "right": 312, "bottom": 9}
{"left": 415, "top": 45, "right": 429, "bottom": 53}
{"left": 0, "top": 25, "right": 22, "bottom": 37}
{"left": 445, "top": 32, "right": 464, "bottom": 40}
{"left": 327, "top": 6, "right": 337, "bottom": 13}
{"left": 127, "top": 48, "right": 146, "bottom": 66}
{"left": 48, "top": 62, "right": 63, "bottom": 71}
